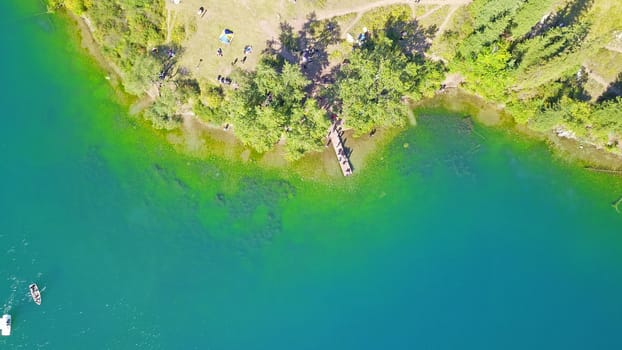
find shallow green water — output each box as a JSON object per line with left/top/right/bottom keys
{"left": 2, "top": 2, "right": 622, "bottom": 349}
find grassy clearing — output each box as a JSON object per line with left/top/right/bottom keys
{"left": 167, "top": 0, "right": 293, "bottom": 85}
{"left": 586, "top": 48, "right": 622, "bottom": 81}
{"left": 583, "top": 77, "right": 606, "bottom": 101}
{"left": 585, "top": 0, "right": 622, "bottom": 42}
{"left": 169, "top": 0, "right": 447, "bottom": 85}
{"left": 164, "top": 0, "right": 457, "bottom": 91}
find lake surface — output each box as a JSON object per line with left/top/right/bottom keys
{"left": 2, "top": 2, "right": 622, "bottom": 349}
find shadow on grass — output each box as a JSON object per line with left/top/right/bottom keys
{"left": 263, "top": 12, "right": 341, "bottom": 84}
{"left": 545, "top": 66, "right": 592, "bottom": 105}
{"left": 149, "top": 44, "right": 186, "bottom": 81}
{"left": 526, "top": 0, "right": 594, "bottom": 39}
{"left": 319, "top": 15, "right": 438, "bottom": 111}
{"left": 384, "top": 16, "right": 436, "bottom": 59}
{"left": 598, "top": 72, "right": 622, "bottom": 103}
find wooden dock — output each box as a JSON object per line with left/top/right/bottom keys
{"left": 326, "top": 119, "right": 352, "bottom": 176}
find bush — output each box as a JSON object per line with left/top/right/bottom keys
{"left": 144, "top": 84, "right": 183, "bottom": 130}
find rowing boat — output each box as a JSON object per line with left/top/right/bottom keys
{"left": 29, "top": 283, "right": 41, "bottom": 305}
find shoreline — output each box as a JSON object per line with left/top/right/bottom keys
{"left": 68, "top": 12, "right": 129, "bottom": 104}
{"left": 64, "top": 9, "right": 400, "bottom": 180}
{"left": 417, "top": 89, "right": 622, "bottom": 172}
{"left": 64, "top": 8, "right": 622, "bottom": 178}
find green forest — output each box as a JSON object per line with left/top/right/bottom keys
{"left": 444, "top": 0, "right": 622, "bottom": 152}
{"left": 48, "top": 0, "right": 622, "bottom": 159}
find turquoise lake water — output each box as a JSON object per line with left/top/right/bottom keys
{"left": 2, "top": 2, "right": 622, "bottom": 349}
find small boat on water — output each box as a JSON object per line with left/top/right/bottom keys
{"left": 29, "top": 283, "right": 41, "bottom": 305}
{"left": 0, "top": 314, "right": 11, "bottom": 336}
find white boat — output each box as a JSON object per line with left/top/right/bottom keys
{"left": 29, "top": 283, "right": 42, "bottom": 305}
{"left": 0, "top": 314, "right": 11, "bottom": 336}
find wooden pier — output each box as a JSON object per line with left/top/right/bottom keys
{"left": 326, "top": 119, "right": 352, "bottom": 176}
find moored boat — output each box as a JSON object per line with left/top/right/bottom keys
{"left": 29, "top": 283, "right": 41, "bottom": 305}
{"left": 0, "top": 314, "right": 11, "bottom": 336}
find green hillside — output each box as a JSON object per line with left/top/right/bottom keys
{"left": 437, "top": 0, "right": 622, "bottom": 153}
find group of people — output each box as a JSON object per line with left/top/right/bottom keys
{"left": 300, "top": 46, "right": 317, "bottom": 69}
{"left": 217, "top": 75, "right": 232, "bottom": 85}
{"left": 212, "top": 45, "right": 253, "bottom": 87}
{"left": 216, "top": 75, "right": 239, "bottom": 90}
{"left": 217, "top": 45, "right": 253, "bottom": 66}
{"left": 149, "top": 47, "right": 175, "bottom": 59}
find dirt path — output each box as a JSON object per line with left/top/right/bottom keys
{"left": 442, "top": 73, "right": 464, "bottom": 88}
{"left": 437, "top": 5, "right": 460, "bottom": 35}
{"left": 165, "top": 9, "right": 174, "bottom": 43}
{"left": 605, "top": 45, "right": 622, "bottom": 55}
{"left": 338, "top": 2, "right": 455, "bottom": 38}
{"left": 341, "top": 12, "right": 364, "bottom": 37}
{"left": 583, "top": 64, "right": 622, "bottom": 98}
{"left": 409, "top": 2, "right": 417, "bottom": 18}
{"left": 418, "top": 5, "right": 442, "bottom": 20}
{"left": 314, "top": 0, "right": 472, "bottom": 22}
{"left": 310, "top": 0, "right": 470, "bottom": 75}
{"left": 584, "top": 65, "right": 611, "bottom": 87}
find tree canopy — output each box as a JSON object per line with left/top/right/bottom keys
{"left": 329, "top": 33, "right": 444, "bottom": 135}
{"left": 225, "top": 60, "right": 329, "bottom": 159}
